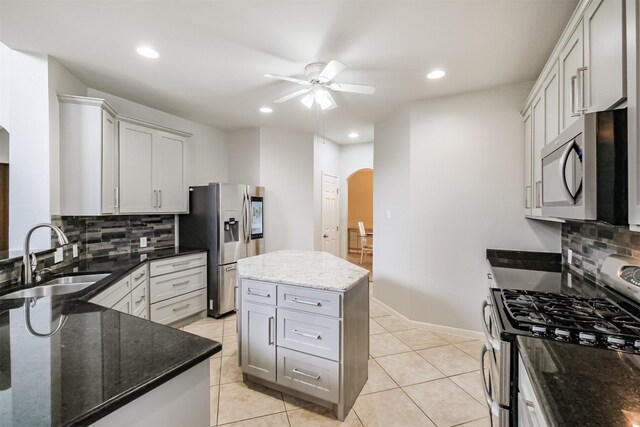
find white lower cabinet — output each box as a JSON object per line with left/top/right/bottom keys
{"left": 88, "top": 253, "right": 207, "bottom": 325}
{"left": 149, "top": 252, "right": 208, "bottom": 326}
{"left": 239, "top": 276, "right": 368, "bottom": 421}
{"left": 518, "top": 355, "right": 549, "bottom": 427}
{"left": 241, "top": 301, "right": 276, "bottom": 382}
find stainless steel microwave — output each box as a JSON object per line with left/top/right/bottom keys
{"left": 541, "top": 109, "right": 627, "bottom": 224}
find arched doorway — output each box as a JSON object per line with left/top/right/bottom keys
{"left": 346, "top": 168, "right": 373, "bottom": 272}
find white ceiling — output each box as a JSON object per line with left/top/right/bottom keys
{"left": 0, "top": 0, "right": 578, "bottom": 144}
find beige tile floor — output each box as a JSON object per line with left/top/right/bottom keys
{"left": 181, "top": 297, "right": 490, "bottom": 427}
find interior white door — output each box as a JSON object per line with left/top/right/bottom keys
{"left": 155, "top": 131, "right": 187, "bottom": 213}
{"left": 321, "top": 173, "right": 339, "bottom": 256}
{"left": 119, "top": 122, "right": 155, "bottom": 213}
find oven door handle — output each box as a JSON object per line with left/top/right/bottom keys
{"left": 481, "top": 300, "right": 500, "bottom": 350}
{"left": 481, "top": 344, "right": 500, "bottom": 417}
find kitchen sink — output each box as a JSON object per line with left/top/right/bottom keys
{"left": 0, "top": 273, "right": 109, "bottom": 300}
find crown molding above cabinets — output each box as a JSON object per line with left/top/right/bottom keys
{"left": 58, "top": 95, "right": 190, "bottom": 216}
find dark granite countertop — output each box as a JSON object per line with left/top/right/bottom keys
{"left": 0, "top": 247, "right": 220, "bottom": 426}
{"left": 517, "top": 336, "right": 640, "bottom": 427}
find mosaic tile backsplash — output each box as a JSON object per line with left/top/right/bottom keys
{"left": 52, "top": 214, "right": 176, "bottom": 259}
{"left": 562, "top": 221, "right": 640, "bottom": 281}
{"left": 0, "top": 215, "right": 176, "bottom": 291}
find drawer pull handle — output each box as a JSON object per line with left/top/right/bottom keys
{"left": 292, "top": 368, "right": 320, "bottom": 380}
{"left": 172, "top": 261, "right": 190, "bottom": 267}
{"left": 293, "top": 329, "right": 321, "bottom": 340}
{"left": 293, "top": 298, "right": 321, "bottom": 307}
{"left": 225, "top": 265, "right": 237, "bottom": 272}
{"left": 172, "top": 280, "right": 190, "bottom": 287}
{"left": 134, "top": 294, "right": 145, "bottom": 304}
{"left": 172, "top": 303, "right": 191, "bottom": 312}
{"left": 525, "top": 400, "right": 535, "bottom": 408}
{"left": 248, "top": 288, "right": 271, "bottom": 298}
{"left": 268, "top": 316, "right": 274, "bottom": 345}
{"left": 134, "top": 271, "right": 146, "bottom": 280}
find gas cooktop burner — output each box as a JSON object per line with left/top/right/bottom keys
{"left": 500, "top": 289, "right": 640, "bottom": 353}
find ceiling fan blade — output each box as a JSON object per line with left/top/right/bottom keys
{"left": 264, "top": 73, "right": 310, "bottom": 85}
{"left": 274, "top": 88, "right": 311, "bottom": 103}
{"left": 320, "top": 91, "right": 338, "bottom": 110}
{"left": 318, "top": 60, "right": 345, "bottom": 83}
{"left": 329, "top": 82, "right": 376, "bottom": 95}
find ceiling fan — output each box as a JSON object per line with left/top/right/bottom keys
{"left": 264, "top": 60, "right": 376, "bottom": 111}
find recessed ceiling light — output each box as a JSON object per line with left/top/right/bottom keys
{"left": 348, "top": 132, "right": 359, "bottom": 138}
{"left": 136, "top": 46, "right": 159, "bottom": 59}
{"left": 259, "top": 107, "right": 273, "bottom": 113}
{"left": 426, "top": 70, "right": 446, "bottom": 80}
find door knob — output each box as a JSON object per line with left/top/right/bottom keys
{"left": 323, "top": 234, "right": 329, "bottom": 238}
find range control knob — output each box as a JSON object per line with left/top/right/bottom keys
{"left": 531, "top": 326, "right": 547, "bottom": 335}
{"left": 607, "top": 336, "right": 627, "bottom": 347}
{"left": 554, "top": 328, "right": 570, "bottom": 339}
{"left": 578, "top": 332, "right": 597, "bottom": 343}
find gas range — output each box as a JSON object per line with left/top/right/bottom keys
{"left": 492, "top": 254, "right": 640, "bottom": 354}
{"left": 500, "top": 288, "right": 640, "bottom": 352}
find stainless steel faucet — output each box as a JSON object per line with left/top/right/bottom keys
{"left": 23, "top": 223, "right": 69, "bottom": 286}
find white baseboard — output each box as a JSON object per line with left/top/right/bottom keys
{"left": 372, "top": 296, "right": 484, "bottom": 341}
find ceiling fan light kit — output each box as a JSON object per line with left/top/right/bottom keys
{"left": 265, "top": 60, "right": 376, "bottom": 110}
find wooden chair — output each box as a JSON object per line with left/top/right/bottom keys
{"left": 357, "top": 221, "right": 373, "bottom": 264}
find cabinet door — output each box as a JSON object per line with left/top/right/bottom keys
{"left": 531, "top": 94, "right": 544, "bottom": 216}
{"left": 559, "top": 22, "right": 584, "bottom": 131}
{"left": 101, "top": 111, "right": 117, "bottom": 214}
{"left": 543, "top": 62, "right": 560, "bottom": 145}
{"left": 155, "top": 132, "right": 187, "bottom": 213}
{"left": 583, "top": 0, "right": 625, "bottom": 112}
{"left": 119, "top": 122, "right": 156, "bottom": 213}
{"left": 523, "top": 108, "right": 533, "bottom": 216}
{"left": 113, "top": 295, "right": 132, "bottom": 315}
{"left": 241, "top": 301, "right": 276, "bottom": 382}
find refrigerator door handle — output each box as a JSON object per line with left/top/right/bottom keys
{"left": 244, "top": 191, "right": 251, "bottom": 244}
{"left": 241, "top": 192, "right": 248, "bottom": 244}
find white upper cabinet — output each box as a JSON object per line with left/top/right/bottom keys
{"left": 532, "top": 94, "right": 545, "bottom": 216}
{"left": 543, "top": 61, "right": 560, "bottom": 145}
{"left": 583, "top": 0, "right": 626, "bottom": 112}
{"left": 58, "top": 95, "right": 118, "bottom": 216}
{"left": 119, "top": 119, "right": 190, "bottom": 214}
{"left": 524, "top": 108, "right": 533, "bottom": 216}
{"left": 155, "top": 132, "right": 188, "bottom": 213}
{"left": 559, "top": 22, "right": 584, "bottom": 132}
{"left": 119, "top": 121, "right": 155, "bottom": 213}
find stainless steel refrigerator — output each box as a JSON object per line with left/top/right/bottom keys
{"left": 179, "top": 183, "right": 265, "bottom": 317}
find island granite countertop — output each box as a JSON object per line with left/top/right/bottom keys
{"left": 237, "top": 250, "right": 368, "bottom": 292}
{"left": 0, "top": 246, "right": 220, "bottom": 426}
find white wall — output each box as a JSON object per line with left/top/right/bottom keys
{"left": 313, "top": 136, "right": 340, "bottom": 251}
{"left": 374, "top": 82, "right": 561, "bottom": 332}
{"left": 0, "top": 43, "right": 10, "bottom": 131}
{"left": 228, "top": 128, "right": 260, "bottom": 185}
{"left": 87, "top": 88, "right": 229, "bottom": 186}
{"left": 7, "top": 50, "right": 51, "bottom": 250}
{"left": 259, "top": 127, "right": 314, "bottom": 252}
{"left": 373, "top": 108, "right": 413, "bottom": 317}
{"left": 48, "top": 57, "right": 87, "bottom": 215}
{"left": 338, "top": 142, "right": 373, "bottom": 258}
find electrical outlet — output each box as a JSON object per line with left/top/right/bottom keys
{"left": 54, "top": 247, "right": 64, "bottom": 264}
{"left": 140, "top": 237, "right": 148, "bottom": 248}
{"left": 72, "top": 244, "right": 78, "bottom": 258}
{"left": 567, "top": 248, "right": 573, "bottom": 264}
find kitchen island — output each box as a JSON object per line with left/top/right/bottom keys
{"left": 237, "top": 250, "right": 369, "bottom": 421}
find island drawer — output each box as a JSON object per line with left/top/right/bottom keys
{"left": 150, "top": 266, "right": 207, "bottom": 303}
{"left": 243, "top": 279, "right": 277, "bottom": 305}
{"left": 277, "top": 309, "right": 340, "bottom": 361}
{"left": 150, "top": 252, "right": 206, "bottom": 277}
{"left": 277, "top": 285, "right": 341, "bottom": 318}
{"left": 150, "top": 289, "right": 207, "bottom": 325}
{"left": 277, "top": 347, "right": 339, "bottom": 404}
{"left": 90, "top": 276, "right": 131, "bottom": 308}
